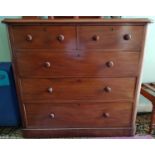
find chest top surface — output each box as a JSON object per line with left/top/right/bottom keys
{"left": 2, "top": 18, "right": 151, "bottom": 25}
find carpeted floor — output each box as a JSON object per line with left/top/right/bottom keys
{"left": 0, "top": 113, "right": 155, "bottom": 139}
{"left": 136, "top": 113, "right": 152, "bottom": 135}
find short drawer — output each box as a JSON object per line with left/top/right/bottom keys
{"left": 20, "top": 78, "right": 136, "bottom": 102}
{"left": 15, "top": 51, "right": 140, "bottom": 77}
{"left": 78, "top": 26, "right": 144, "bottom": 50}
{"left": 11, "top": 26, "right": 76, "bottom": 50}
{"left": 24, "top": 102, "right": 132, "bottom": 128}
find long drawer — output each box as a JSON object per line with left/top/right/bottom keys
{"left": 24, "top": 102, "right": 132, "bottom": 128}
{"left": 20, "top": 78, "right": 136, "bottom": 102}
{"left": 11, "top": 25, "right": 76, "bottom": 50}
{"left": 78, "top": 25, "right": 144, "bottom": 50}
{"left": 15, "top": 51, "right": 140, "bottom": 78}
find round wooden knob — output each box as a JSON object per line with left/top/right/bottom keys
{"left": 92, "top": 35, "right": 100, "bottom": 41}
{"left": 57, "top": 34, "right": 65, "bottom": 42}
{"left": 106, "top": 61, "right": 114, "bottom": 68}
{"left": 49, "top": 113, "right": 55, "bottom": 119}
{"left": 104, "top": 86, "right": 112, "bottom": 93}
{"left": 103, "top": 112, "right": 110, "bottom": 118}
{"left": 26, "top": 34, "right": 33, "bottom": 41}
{"left": 48, "top": 87, "right": 53, "bottom": 93}
{"left": 44, "top": 62, "right": 51, "bottom": 68}
{"left": 123, "top": 34, "right": 131, "bottom": 40}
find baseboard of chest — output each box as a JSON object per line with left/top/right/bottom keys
{"left": 22, "top": 127, "right": 135, "bottom": 138}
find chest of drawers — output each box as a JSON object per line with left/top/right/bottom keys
{"left": 3, "top": 18, "right": 150, "bottom": 138}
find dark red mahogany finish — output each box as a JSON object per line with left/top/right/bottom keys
{"left": 3, "top": 18, "right": 150, "bottom": 138}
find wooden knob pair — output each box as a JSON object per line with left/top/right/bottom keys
{"left": 93, "top": 34, "right": 131, "bottom": 41}
{"left": 49, "top": 112, "right": 110, "bottom": 119}
{"left": 26, "top": 34, "right": 65, "bottom": 42}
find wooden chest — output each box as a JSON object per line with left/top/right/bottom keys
{"left": 3, "top": 18, "right": 150, "bottom": 138}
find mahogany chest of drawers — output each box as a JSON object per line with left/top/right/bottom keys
{"left": 3, "top": 18, "right": 150, "bottom": 138}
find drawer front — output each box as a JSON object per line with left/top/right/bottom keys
{"left": 11, "top": 26, "right": 76, "bottom": 49}
{"left": 25, "top": 102, "right": 132, "bottom": 128}
{"left": 20, "top": 78, "right": 136, "bottom": 102}
{"left": 15, "top": 51, "right": 140, "bottom": 77}
{"left": 78, "top": 26, "right": 144, "bottom": 50}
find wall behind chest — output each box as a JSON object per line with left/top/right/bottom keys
{"left": 124, "top": 16, "right": 155, "bottom": 82}
{"left": 0, "top": 16, "right": 155, "bottom": 83}
{"left": 0, "top": 16, "right": 20, "bottom": 62}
